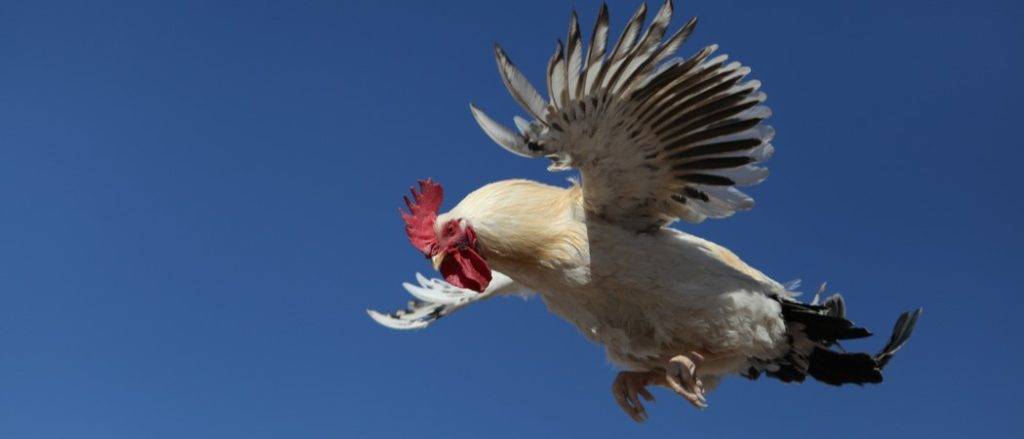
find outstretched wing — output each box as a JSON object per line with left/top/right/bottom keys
{"left": 367, "top": 271, "right": 525, "bottom": 330}
{"left": 470, "top": 1, "right": 774, "bottom": 232}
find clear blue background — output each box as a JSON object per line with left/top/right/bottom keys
{"left": 2, "top": 0, "right": 1021, "bottom": 437}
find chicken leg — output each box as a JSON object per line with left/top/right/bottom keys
{"left": 665, "top": 351, "right": 707, "bottom": 409}
{"left": 611, "top": 351, "right": 708, "bottom": 422}
{"left": 611, "top": 371, "right": 658, "bottom": 422}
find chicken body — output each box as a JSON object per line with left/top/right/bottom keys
{"left": 372, "top": 2, "right": 922, "bottom": 421}
{"left": 439, "top": 179, "right": 790, "bottom": 379}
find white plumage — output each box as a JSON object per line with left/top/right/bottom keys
{"left": 370, "top": 1, "right": 920, "bottom": 422}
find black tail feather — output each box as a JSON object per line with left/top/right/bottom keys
{"left": 753, "top": 294, "right": 922, "bottom": 387}
{"left": 780, "top": 296, "right": 872, "bottom": 343}
{"left": 808, "top": 348, "right": 882, "bottom": 385}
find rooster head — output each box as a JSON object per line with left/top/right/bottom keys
{"left": 400, "top": 179, "right": 492, "bottom": 292}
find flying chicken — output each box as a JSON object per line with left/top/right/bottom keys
{"left": 368, "top": 1, "right": 921, "bottom": 422}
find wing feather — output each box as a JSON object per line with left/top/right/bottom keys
{"left": 579, "top": 4, "right": 609, "bottom": 97}
{"left": 547, "top": 41, "right": 567, "bottom": 110}
{"left": 368, "top": 272, "right": 525, "bottom": 330}
{"left": 565, "top": 11, "right": 583, "bottom": 102}
{"left": 473, "top": 1, "right": 775, "bottom": 231}
{"left": 591, "top": 2, "right": 646, "bottom": 94}
{"left": 610, "top": 0, "right": 674, "bottom": 93}
{"left": 494, "top": 45, "right": 549, "bottom": 123}
{"left": 469, "top": 104, "right": 536, "bottom": 157}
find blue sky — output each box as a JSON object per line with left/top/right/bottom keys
{"left": 1, "top": 0, "right": 1021, "bottom": 437}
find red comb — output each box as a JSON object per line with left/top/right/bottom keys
{"left": 400, "top": 179, "right": 444, "bottom": 255}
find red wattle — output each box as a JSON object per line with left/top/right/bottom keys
{"left": 439, "top": 247, "right": 492, "bottom": 293}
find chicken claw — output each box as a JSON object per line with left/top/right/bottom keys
{"left": 611, "top": 371, "right": 657, "bottom": 422}
{"left": 665, "top": 351, "right": 707, "bottom": 409}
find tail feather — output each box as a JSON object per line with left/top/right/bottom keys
{"left": 822, "top": 293, "right": 846, "bottom": 319}
{"left": 807, "top": 348, "right": 882, "bottom": 385}
{"left": 753, "top": 292, "right": 922, "bottom": 387}
{"left": 780, "top": 298, "right": 871, "bottom": 343}
{"left": 875, "top": 308, "right": 923, "bottom": 369}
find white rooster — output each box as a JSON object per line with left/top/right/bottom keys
{"left": 368, "top": 1, "right": 921, "bottom": 422}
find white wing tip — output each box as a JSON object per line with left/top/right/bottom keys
{"left": 366, "top": 309, "right": 429, "bottom": 330}
{"left": 468, "top": 103, "right": 536, "bottom": 158}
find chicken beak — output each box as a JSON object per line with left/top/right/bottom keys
{"left": 431, "top": 253, "right": 445, "bottom": 271}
